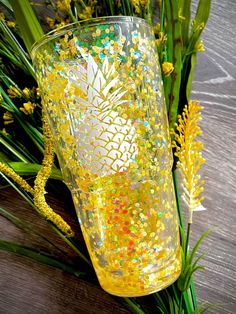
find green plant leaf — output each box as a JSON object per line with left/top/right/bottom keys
{"left": 123, "top": 298, "right": 146, "bottom": 314}
{"left": 0, "top": 206, "right": 66, "bottom": 255}
{"left": 164, "top": 0, "right": 182, "bottom": 128}
{"left": 0, "top": 20, "right": 35, "bottom": 77}
{"left": 180, "top": 0, "right": 192, "bottom": 46}
{"left": 193, "top": 301, "right": 221, "bottom": 314}
{"left": 9, "top": 0, "right": 44, "bottom": 54}
{"left": 9, "top": 162, "right": 63, "bottom": 180}
{"left": 188, "top": 228, "right": 212, "bottom": 266}
{"left": 186, "top": 53, "right": 197, "bottom": 101}
{"left": 154, "top": 292, "right": 169, "bottom": 313}
{"left": 195, "top": 0, "right": 211, "bottom": 26}
{"left": 0, "top": 0, "right": 12, "bottom": 12}
{"left": 0, "top": 239, "right": 83, "bottom": 276}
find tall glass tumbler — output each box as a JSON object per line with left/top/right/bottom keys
{"left": 31, "top": 16, "right": 181, "bottom": 297}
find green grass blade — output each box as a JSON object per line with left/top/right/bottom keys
{"left": 123, "top": 298, "right": 146, "bottom": 314}
{"left": 181, "top": 0, "right": 191, "bottom": 46}
{"left": 0, "top": 136, "right": 29, "bottom": 162}
{"left": 195, "top": 0, "right": 211, "bottom": 26}
{"left": 9, "top": 0, "right": 44, "bottom": 54}
{"left": 154, "top": 292, "right": 169, "bottom": 313}
{"left": 9, "top": 162, "right": 63, "bottom": 180}
{"left": 0, "top": 171, "right": 91, "bottom": 265}
{"left": 186, "top": 53, "right": 197, "bottom": 101}
{"left": 188, "top": 228, "right": 212, "bottom": 266}
{"left": 0, "top": 0, "right": 12, "bottom": 11}
{"left": 164, "top": 0, "right": 182, "bottom": 128}
{"left": 0, "top": 20, "right": 35, "bottom": 78}
{"left": 0, "top": 206, "right": 66, "bottom": 255}
{"left": 0, "top": 239, "right": 83, "bottom": 276}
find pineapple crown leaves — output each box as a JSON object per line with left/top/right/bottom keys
{"left": 68, "top": 54, "right": 127, "bottom": 112}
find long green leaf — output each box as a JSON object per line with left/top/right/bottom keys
{"left": 181, "top": 0, "right": 191, "bottom": 46}
{"left": 0, "top": 239, "right": 83, "bottom": 276}
{"left": 9, "top": 0, "right": 44, "bottom": 54}
{"left": 0, "top": 0, "right": 12, "bottom": 11}
{"left": 0, "top": 206, "right": 66, "bottom": 255}
{"left": 186, "top": 53, "right": 197, "bottom": 101}
{"left": 0, "top": 20, "right": 35, "bottom": 77}
{"left": 164, "top": 0, "right": 182, "bottom": 128}
{"left": 9, "top": 162, "right": 63, "bottom": 180}
{"left": 123, "top": 298, "right": 145, "bottom": 314}
{"left": 0, "top": 171, "right": 91, "bottom": 265}
{"left": 195, "top": 0, "right": 211, "bottom": 26}
{"left": 188, "top": 228, "right": 212, "bottom": 266}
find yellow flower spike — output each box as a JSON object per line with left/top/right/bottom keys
{"left": 20, "top": 101, "right": 36, "bottom": 115}
{"left": 34, "top": 106, "right": 74, "bottom": 237}
{"left": 7, "top": 86, "right": 22, "bottom": 98}
{"left": 3, "top": 111, "right": 14, "bottom": 125}
{"left": 162, "top": 62, "right": 174, "bottom": 77}
{"left": 172, "top": 101, "right": 206, "bottom": 224}
{"left": 0, "top": 161, "right": 34, "bottom": 194}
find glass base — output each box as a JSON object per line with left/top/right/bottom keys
{"left": 98, "top": 254, "right": 182, "bottom": 297}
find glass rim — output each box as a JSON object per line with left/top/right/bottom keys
{"left": 31, "top": 16, "right": 151, "bottom": 57}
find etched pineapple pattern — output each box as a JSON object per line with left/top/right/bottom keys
{"left": 64, "top": 54, "right": 138, "bottom": 178}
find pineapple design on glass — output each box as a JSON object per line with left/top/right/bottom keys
{"left": 32, "top": 17, "right": 181, "bottom": 297}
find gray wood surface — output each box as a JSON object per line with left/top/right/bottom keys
{"left": 0, "top": 0, "right": 236, "bottom": 313}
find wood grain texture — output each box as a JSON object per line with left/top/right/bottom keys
{"left": 0, "top": 0, "right": 236, "bottom": 313}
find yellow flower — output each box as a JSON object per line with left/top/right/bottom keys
{"left": 162, "top": 62, "right": 174, "bottom": 77}
{"left": 56, "top": 0, "right": 71, "bottom": 12}
{"left": 22, "top": 87, "right": 31, "bottom": 98}
{"left": 1, "top": 128, "right": 8, "bottom": 135}
{"left": 7, "top": 86, "right": 21, "bottom": 98}
{"left": 172, "top": 101, "right": 206, "bottom": 223}
{"left": 6, "top": 20, "right": 16, "bottom": 28}
{"left": 3, "top": 111, "right": 14, "bottom": 125}
{"left": 131, "top": 0, "right": 141, "bottom": 13}
{"left": 78, "top": 7, "right": 93, "bottom": 20}
{"left": 20, "top": 101, "right": 36, "bottom": 115}
{"left": 0, "top": 12, "right": 5, "bottom": 20}
{"left": 156, "top": 32, "right": 167, "bottom": 47}
{"left": 153, "top": 23, "right": 160, "bottom": 35}
{"left": 196, "top": 40, "right": 205, "bottom": 52}
{"left": 46, "top": 17, "right": 55, "bottom": 29}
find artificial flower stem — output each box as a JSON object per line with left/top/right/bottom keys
{"left": 185, "top": 223, "right": 191, "bottom": 261}
{"left": 173, "top": 170, "right": 184, "bottom": 227}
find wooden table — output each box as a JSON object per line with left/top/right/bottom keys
{"left": 0, "top": 1, "right": 235, "bottom": 313}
